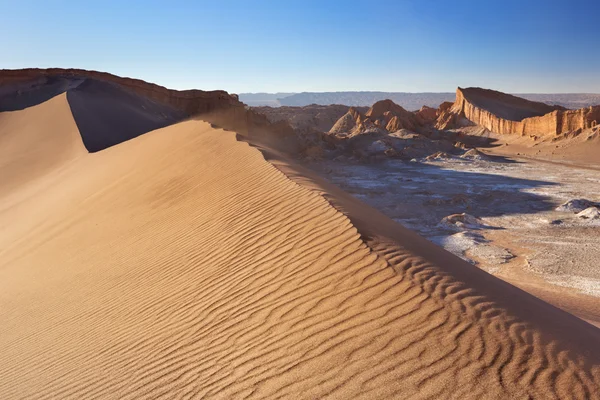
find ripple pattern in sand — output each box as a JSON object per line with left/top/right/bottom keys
{"left": 0, "top": 115, "right": 599, "bottom": 399}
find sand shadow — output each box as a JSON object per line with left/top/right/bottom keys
{"left": 0, "top": 76, "right": 187, "bottom": 153}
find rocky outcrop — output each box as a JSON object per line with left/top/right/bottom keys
{"left": 329, "top": 107, "right": 369, "bottom": 135}
{"left": 437, "top": 87, "right": 600, "bottom": 136}
{"left": 366, "top": 99, "right": 418, "bottom": 131}
{"left": 556, "top": 199, "right": 600, "bottom": 213}
{"left": 251, "top": 104, "right": 368, "bottom": 134}
{"left": 434, "top": 102, "right": 455, "bottom": 127}
{"left": 415, "top": 105, "right": 437, "bottom": 125}
{"left": 329, "top": 99, "right": 421, "bottom": 136}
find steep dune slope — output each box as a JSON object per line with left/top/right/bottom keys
{"left": 67, "top": 78, "right": 186, "bottom": 151}
{"left": 1, "top": 99, "right": 600, "bottom": 399}
{"left": 0, "top": 93, "right": 85, "bottom": 200}
{"left": 0, "top": 68, "right": 241, "bottom": 114}
{"left": 0, "top": 68, "right": 298, "bottom": 153}
{"left": 0, "top": 74, "right": 186, "bottom": 152}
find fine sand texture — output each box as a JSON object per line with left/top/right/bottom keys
{"left": 1, "top": 97, "right": 600, "bottom": 399}
{"left": 0, "top": 93, "right": 86, "bottom": 203}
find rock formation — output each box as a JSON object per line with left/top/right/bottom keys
{"left": 0, "top": 68, "right": 298, "bottom": 152}
{"left": 328, "top": 107, "right": 366, "bottom": 135}
{"left": 366, "top": 99, "right": 418, "bottom": 131}
{"left": 415, "top": 105, "right": 438, "bottom": 125}
{"left": 251, "top": 104, "right": 368, "bottom": 134}
{"left": 437, "top": 87, "right": 600, "bottom": 136}
{"left": 329, "top": 99, "right": 420, "bottom": 136}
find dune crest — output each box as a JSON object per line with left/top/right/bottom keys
{"left": 1, "top": 94, "right": 599, "bottom": 398}
{"left": 0, "top": 93, "right": 85, "bottom": 201}
{"left": 0, "top": 68, "right": 299, "bottom": 153}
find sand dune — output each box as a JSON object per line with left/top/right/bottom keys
{"left": 0, "top": 93, "right": 85, "bottom": 204}
{"left": 1, "top": 96, "right": 600, "bottom": 399}
{"left": 67, "top": 78, "right": 186, "bottom": 151}
{"left": 0, "top": 74, "right": 186, "bottom": 152}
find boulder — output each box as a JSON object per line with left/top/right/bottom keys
{"left": 577, "top": 207, "right": 600, "bottom": 220}
{"left": 440, "top": 213, "right": 485, "bottom": 231}
{"left": 556, "top": 199, "right": 600, "bottom": 213}
{"left": 460, "top": 148, "right": 489, "bottom": 160}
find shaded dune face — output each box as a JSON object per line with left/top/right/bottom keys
{"left": 0, "top": 89, "right": 600, "bottom": 398}
{"left": 0, "top": 93, "right": 86, "bottom": 199}
{"left": 0, "top": 68, "right": 299, "bottom": 154}
{"left": 66, "top": 78, "right": 186, "bottom": 152}
{"left": 0, "top": 76, "right": 186, "bottom": 152}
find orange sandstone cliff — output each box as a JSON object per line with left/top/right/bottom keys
{"left": 437, "top": 87, "right": 600, "bottom": 136}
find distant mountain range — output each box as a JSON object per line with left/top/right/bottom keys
{"left": 239, "top": 91, "right": 600, "bottom": 110}
{"left": 237, "top": 92, "right": 296, "bottom": 107}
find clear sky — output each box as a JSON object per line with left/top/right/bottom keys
{"left": 2, "top": 0, "right": 599, "bottom": 93}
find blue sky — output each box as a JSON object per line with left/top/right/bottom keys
{"left": 2, "top": 0, "right": 599, "bottom": 93}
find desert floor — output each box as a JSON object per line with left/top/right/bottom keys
{"left": 307, "top": 154, "right": 600, "bottom": 326}
{"left": 1, "top": 96, "right": 599, "bottom": 399}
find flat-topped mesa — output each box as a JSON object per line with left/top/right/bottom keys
{"left": 459, "top": 87, "right": 563, "bottom": 121}
{"left": 437, "top": 87, "right": 600, "bottom": 135}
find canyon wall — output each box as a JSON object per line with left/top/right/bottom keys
{"left": 438, "top": 87, "right": 600, "bottom": 135}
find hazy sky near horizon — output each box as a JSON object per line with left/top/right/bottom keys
{"left": 2, "top": 0, "right": 599, "bottom": 93}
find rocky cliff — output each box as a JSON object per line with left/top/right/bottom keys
{"left": 0, "top": 68, "right": 242, "bottom": 115}
{"left": 437, "top": 87, "right": 600, "bottom": 136}
{"left": 251, "top": 104, "right": 368, "bottom": 134}
{"left": 329, "top": 99, "right": 421, "bottom": 136}
{"left": 0, "top": 68, "right": 298, "bottom": 152}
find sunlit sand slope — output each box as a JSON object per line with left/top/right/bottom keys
{"left": 0, "top": 93, "right": 85, "bottom": 205}
{"left": 0, "top": 100, "right": 599, "bottom": 399}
